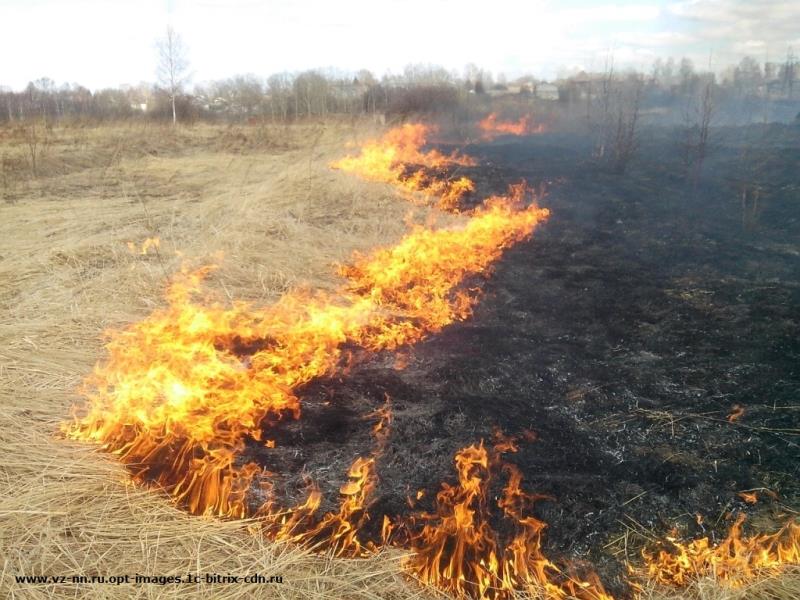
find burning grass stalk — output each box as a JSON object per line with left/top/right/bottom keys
{"left": 61, "top": 182, "right": 551, "bottom": 582}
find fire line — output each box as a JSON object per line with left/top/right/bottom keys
{"left": 63, "top": 122, "right": 799, "bottom": 599}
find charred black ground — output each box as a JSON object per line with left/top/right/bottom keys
{"left": 242, "top": 123, "right": 800, "bottom": 598}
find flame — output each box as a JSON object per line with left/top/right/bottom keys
{"left": 64, "top": 187, "right": 549, "bottom": 523}
{"left": 638, "top": 514, "right": 800, "bottom": 588}
{"left": 396, "top": 435, "right": 612, "bottom": 600}
{"left": 127, "top": 237, "right": 161, "bottom": 255}
{"left": 63, "top": 123, "right": 800, "bottom": 599}
{"left": 737, "top": 491, "right": 758, "bottom": 504}
{"left": 727, "top": 404, "right": 745, "bottom": 423}
{"left": 331, "top": 123, "right": 476, "bottom": 211}
{"left": 478, "top": 113, "right": 546, "bottom": 140}
{"left": 261, "top": 404, "right": 393, "bottom": 557}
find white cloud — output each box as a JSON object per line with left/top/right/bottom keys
{"left": 0, "top": 0, "right": 797, "bottom": 90}
{"left": 667, "top": 0, "right": 800, "bottom": 59}
{"left": 560, "top": 4, "right": 661, "bottom": 24}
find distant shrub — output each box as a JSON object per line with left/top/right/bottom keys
{"left": 386, "top": 85, "right": 461, "bottom": 118}
{"left": 147, "top": 91, "right": 200, "bottom": 124}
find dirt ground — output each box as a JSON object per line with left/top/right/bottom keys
{"left": 1, "top": 120, "right": 798, "bottom": 600}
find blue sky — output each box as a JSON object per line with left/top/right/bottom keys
{"left": 1, "top": 0, "right": 798, "bottom": 90}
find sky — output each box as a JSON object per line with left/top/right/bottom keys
{"left": 0, "top": 0, "right": 798, "bottom": 91}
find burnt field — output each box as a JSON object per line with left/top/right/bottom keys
{"left": 243, "top": 124, "right": 800, "bottom": 596}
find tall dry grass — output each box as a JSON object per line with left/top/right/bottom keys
{"left": 0, "top": 120, "right": 435, "bottom": 599}
{"left": 0, "top": 120, "right": 796, "bottom": 599}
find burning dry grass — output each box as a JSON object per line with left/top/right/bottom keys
{"left": 0, "top": 120, "right": 423, "bottom": 599}
{"left": 641, "top": 570, "right": 800, "bottom": 600}
{"left": 477, "top": 114, "right": 546, "bottom": 140}
{"left": 0, "top": 120, "right": 798, "bottom": 600}
{"left": 0, "top": 409, "right": 414, "bottom": 599}
{"left": 331, "top": 123, "right": 476, "bottom": 212}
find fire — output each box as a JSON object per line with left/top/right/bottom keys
{"left": 262, "top": 404, "right": 393, "bottom": 557}
{"left": 638, "top": 514, "right": 800, "bottom": 588}
{"left": 127, "top": 236, "right": 160, "bottom": 255}
{"left": 331, "top": 123, "right": 476, "bottom": 212}
{"left": 395, "top": 435, "right": 613, "bottom": 600}
{"left": 738, "top": 491, "right": 758, "bottom": 504}
{"left": 63, "top": 121, "right": 800, "bottom": 599}
{"left": 64, "top": 187, "right": 549, "bottom": 523}
{"left": 727, "top": 404, "right": 745, "bottom": 422}
{"left": 478, "top": 113, "right": 546, "bottom": 140}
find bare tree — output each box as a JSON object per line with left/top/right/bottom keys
{"left": 156, "top": 26, "right": 190, "bottom": 125}
{"left": 267, "top": 73, "right": 293, "bottom": 122}
{"left": 681, "top": 53, "right": 716, "bottom": 186}
{"left": 689, "top": 79, "right": 714, "bottom": 185}
{"left": 733, "top": 56, "right": 762, "bottom": 97}
{"left": 591, "top": 53, "right": 615, "bottom": 158}
{"left": 24, "top": 119, "right": 50, "bottom": 177}
{"left": 0, "top": 86, "right": 14, "bottom": 122}
{"left": 611, "top": 74, "right": 643, "bottom": 174}
{"left": 782, "top": 47, "right": 797, "bottom": 100}
{"left": 293, "top": 71, "right": 330, "bottom": 117}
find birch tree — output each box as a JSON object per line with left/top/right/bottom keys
{"left": 156, "top": 26, "right": 190, "bottom": 125}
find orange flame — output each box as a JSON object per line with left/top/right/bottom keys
{"left": 63, "top": 124, "right": 800, "bottom": 599}
{"left": 397, "top": 436, "right": 612, "bottom": 600}
{"left": 638, "top": 515, "right": 800, "bottom": 588}
{"left": 478, "top": 113, "right": 546, "bottom": 140}
{"left": 737, "top": 491, "right": 758, "bottom": 504}
{"left": 64, "top": 187, "right": 549, "bottom": 523}
{"left": 331, "top": 123, "right": 476, "bottom": 211}
{"left": 727, "top": 404, "right": 745, "bottom": 423}
{"left": 127, "top": 237, "right": 161, "bottom": 255}
{"left": 261, "top": 404, "right": 393, "bottom": 557}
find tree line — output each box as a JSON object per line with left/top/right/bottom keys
{"left": 0, "top": 51, "right": 797, "bottom": 125}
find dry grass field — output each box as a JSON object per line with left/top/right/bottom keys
{"left": 0, "top": 121, "right": 432, "bottom": 600}
{"left": 0, "top": 121, "right": 797, "bottom": 600}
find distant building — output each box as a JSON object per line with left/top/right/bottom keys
{"left": 487, "top": 84, "right": 523, "bottom": 97}
{"left": 534, "top": 83, "right": 559, "bottom": 100}
{"left": 557, "top": 74, "right": 597, "bottom": 101}
{"left": 122, "top": 84, "right": 152, "bottom": 113}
